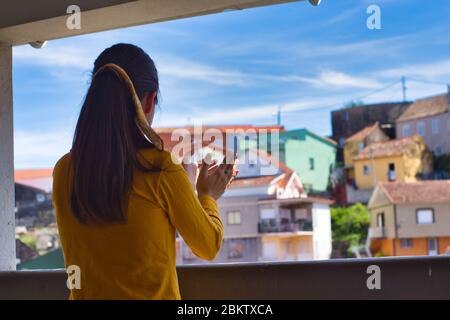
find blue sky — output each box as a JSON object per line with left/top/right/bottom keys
{"left": 12, "top": 0, "right": 450, "bottom": 168}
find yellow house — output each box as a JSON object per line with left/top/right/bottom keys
{"left": 353, "top": 136, "right": 433, "bottom": 189}
{"left": 343, "top": 122, "right": 389, "bottom": 181}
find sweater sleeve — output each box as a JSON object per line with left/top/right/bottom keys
{"left": 157, "top": 165, "right": 223, "bottom": 261}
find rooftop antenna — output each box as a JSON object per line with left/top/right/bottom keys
{"left": 277, "top": 105, "right": 282, "bottom": 127}
{"left": 401, "top": 76, "right": 407, "bottom": 102}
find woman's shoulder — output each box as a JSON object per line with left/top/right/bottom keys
{"left": 53, "top": 152, "right": 71, "bottom": 174}
{"left": 138, "top": 148, "right": 183, "bottom": 172}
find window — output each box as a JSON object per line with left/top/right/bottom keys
{"left": 416, "top": 122, "right": 425, "bottom": 136}
{"left": 434, "top": 145, "right": 442, "bottom": 156}
{"left": 416, "top": 209, "right": 434, "bottom": 224}
{"left": 302, "top": 183, "right": 313, "bottom": 192}
{"left": 388, "top": 163, "right": 396, "bottom": 181}
{"left": 400, "top": 239, "right": 413, "bottom": 248}
{"left": 432, "top": 119, "right": 440, "bottom": 134}
{"left": 260, "top": 208, "right": 276, "bottom": 220}
{"left": 227, "top": 211, "right": 241, "bottom": 225}
{"left": 363, "top": 164, "right": 371, "bottom": 176}
{"left": 358, "top": 142, "right": 365, "bottom": 151}
{"left": 402, "top": 124, "right": 411, "bottom": 137}
{"left": 182, "top": 245, "right": 198, "bottom": 260}
{"left": 309, "top": 158, "right": 315, "bottom": 170}
{"left": 228, "top": 239, "right": 243, "bottom": 259}
{"left": 36, "top": 194, "right": 46, "bottom": 202}
{"left": 377, "top": 213, "right": 385, "bottom": 227}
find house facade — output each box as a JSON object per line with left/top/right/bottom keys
{"left": 343, "top": 122, "right": 390, "bottom": 181}
{"left": 331, "top": 102, "right": 411, "bottom": 161}
{"left": 396, "top": 91, "right": 450, "bottom": 155}
{"left": 177, "top": 148, "right": 333, "bottom": 264}
{"left": 156, "top": 124, "right": 284, "bottom": 155}
{"left": 353, "top": 136, "right": 433, "bottom": 190}
{"left": 368, "top": 181, "right": 450, "bottom": 256}
{"left": 279, "top": 129, "right": 336, "bottom": 194}
{"left": 14, "top": 169, "right": 54, "bottom": 228}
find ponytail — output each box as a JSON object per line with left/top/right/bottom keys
{"left": 70, "top": 44, "right": 160, "bottom": 224}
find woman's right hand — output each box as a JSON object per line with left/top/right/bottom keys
{"left": 196, "top": 156, "right": 235, "bottom": 200}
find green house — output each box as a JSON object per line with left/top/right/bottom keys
{"left": 279, "top": 129, "right": 337, "bottom": 194}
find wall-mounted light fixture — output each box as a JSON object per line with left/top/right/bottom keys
{"left": 308, "top": 0, "right": 322, "bottom": 6}
{"left": 29, "top": 41, "right": 47, "bottom": 49}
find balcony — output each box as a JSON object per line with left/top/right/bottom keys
{"left": 1, "top": 256, "right": 450, "bottom": 299}
{"left": 369, "top": 227, "right": 387, "bottom": 238}
{"left": 258, "top": 220, "right": 313, "bottom": 233}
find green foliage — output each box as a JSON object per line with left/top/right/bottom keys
{"left": 343, "top": 100, "right": 365, "bottom": 109}
{"left": 18, "top": 233, "right": 37, "bottom": 250}
{"left": 331, "top": 203, "right": 370, "bottom": 249}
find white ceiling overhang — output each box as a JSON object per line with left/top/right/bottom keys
{"left": 0, "top": 0, "right": 312, "bottom": 46}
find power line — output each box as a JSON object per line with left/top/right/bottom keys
{"left": 401, "top": 76, "right": 407, "bottom": 102}
{"left": 407, "top": 77, "right": 450, "bottom": 86}
{"left": 282, "top": 79, "right": 402, "bottom": 115}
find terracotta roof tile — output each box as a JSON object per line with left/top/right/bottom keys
{"left": 155, "top": 125, "right": 284, "bottom": 134}
{"left": 14, "top": 169, "right": 53, "bottom": 180}
{"left": 230, "top": 175, "right": 277, "bottom": 188}
{"left": 14, "top": 169, "right": 53, "bottom": 193}
{"left": 346, "top": 122, "right": 380, "bottom": 143}
{"left": 397, "top": 93, "right": 449, "bottom": 122}
{"left": 379, "top": 180, "right": 450, "bottom": 204}
{"left": 354, "top": 136, "right": 423, "bottom": 160}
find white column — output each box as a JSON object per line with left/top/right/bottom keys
{"left": 0, "top": 43, "right": 16, "bottom": 270}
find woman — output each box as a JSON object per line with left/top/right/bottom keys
{"left": 52, "top": 43, "right": 234, "bottom": 299}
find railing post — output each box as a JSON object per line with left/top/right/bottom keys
{"left": 0, "top": 43, "right": 16, "bottom": 270}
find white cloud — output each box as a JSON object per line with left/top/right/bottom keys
{"left": 309, "top": 70, "right": 382, "bottom": 89}
{"left": 14, "top": 45, "right": 93, "bottom": 69}
{"left": 157, "top": 56, "right": 249, "bottom": 86}
{"left": 14, "top": 130, "right": 72, "bottom": 169}
{"left": 378, "top": 59, "right": 450, "bottom": 80}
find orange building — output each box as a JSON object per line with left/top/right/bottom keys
{"left": 368, "top": 181, "right": 450, "bottom": 256}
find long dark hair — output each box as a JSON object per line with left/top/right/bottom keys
{"left": 70, "top": 43, "right": 159, "bottom": 224}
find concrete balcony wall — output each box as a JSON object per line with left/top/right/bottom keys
{"left": 1, "top": 257, "right": 449, "bottom": 299}
{"left": 369, "top": 227, "right": 387, "bottom": 238}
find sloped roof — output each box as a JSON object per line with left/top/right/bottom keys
{"left": 281, "top": 128, "right": 337, "bottom": 146}
{"left": 354, "top": 136, "right": 423, "bottom": 160}
{"left": 155, "top": 125, "right": 284, "bottom": 134}
{"left": 14, "top": 169, "right": 54, "bottom": 193}
{"left": 230, "top": 148, "right": 295, "bottom": 190}
{"left": 346, "top": 122, "right": 380, "bottom": 143}
{"left": 378, "top": 181, "right": 450, "bottom": 204}
{"left": 231, "top": 175, "right": 278, "bottom": 188}
{"left": 156, "top": 125, "right": 284, "bottom": 152}
{"left": 397, "top": 94, "right": 449, "bottom": 122}
{"left": 14, "top": 169, "right": 53, "bottom": 180}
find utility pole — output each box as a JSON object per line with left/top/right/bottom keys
{"left": 276, "top": 105, "right": 282, "bottom": 127}
{"left": 401, "top": 76, "right": 407, "bottom": 102}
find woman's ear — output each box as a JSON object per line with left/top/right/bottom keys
{"left": 143, "top": 92, "right": 156, "bottom": 115}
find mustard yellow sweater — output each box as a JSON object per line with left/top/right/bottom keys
{"left": 52, "top": 149, "right": 223, "bottom": 299}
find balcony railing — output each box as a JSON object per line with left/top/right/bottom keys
{"left": 0, "top": 257, "right": 449, "bottom": 299}
{"left": 369, "top": 227, "right": 387, "bottom": 238}
{"left": 258, "top": 220, "right": 313, "bottom": 233}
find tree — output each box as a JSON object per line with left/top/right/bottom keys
{"left": 331, "top": 203, "right": 370, "bottom": 257}
{"left": 343, "top": 100, "right": 365, "bottom": 109}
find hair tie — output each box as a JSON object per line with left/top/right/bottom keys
{"left": 94, "top": 63, "right": 164, "bottom": 151}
